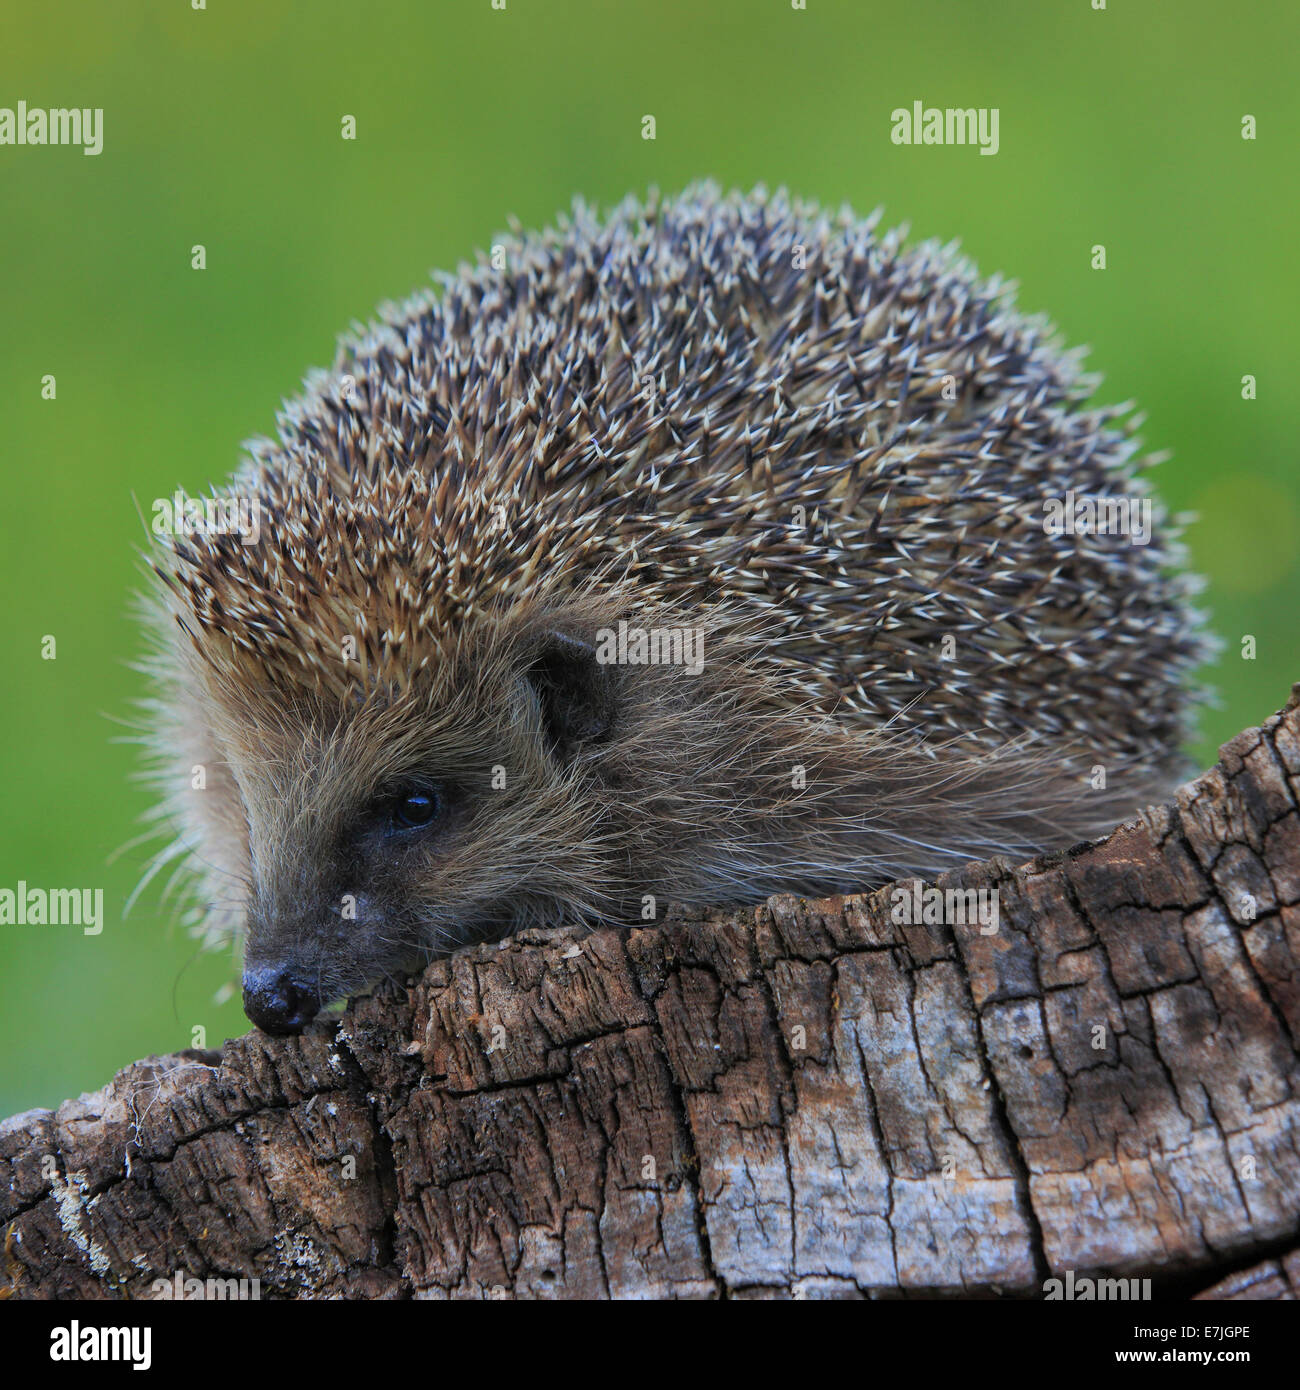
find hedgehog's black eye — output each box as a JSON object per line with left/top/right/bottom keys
{"left": 389, "top": 789, "right": 440, "bottom": 832}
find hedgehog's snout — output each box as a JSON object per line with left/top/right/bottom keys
{"left": 242, "top": 966, "right": 320, "bottom": 1036}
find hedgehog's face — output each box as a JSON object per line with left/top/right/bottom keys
{"left": 224, "top": 625, "right": 622, "bottom": 1034}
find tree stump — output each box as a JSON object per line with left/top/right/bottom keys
{"left": 4, "top": 689, "right": 1300, "bottom": 1300}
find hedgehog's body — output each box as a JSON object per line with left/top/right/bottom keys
{"left": 143, "top": 186, "right": 1211, "bottom": 1033}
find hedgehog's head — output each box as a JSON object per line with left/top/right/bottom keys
{"left": 148, "top": 560, "right": 718, "bottom": 1033}
{"left": 235, "top": 623, "right": 626, "bottom": 1033}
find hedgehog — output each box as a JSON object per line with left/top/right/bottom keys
{"left": 138, "top": 184, "right": 1212, "bottom": 1035}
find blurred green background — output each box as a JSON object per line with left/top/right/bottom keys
{"left": 1, "top": 0, "right": 1295, "bottom": 1117}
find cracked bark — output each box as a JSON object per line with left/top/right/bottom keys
{"left": 4, "top": 689, "right": 1300, "bottom": 1300}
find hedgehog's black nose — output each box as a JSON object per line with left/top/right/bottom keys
{"left": 242, "top": 968, "right": 319, "bottom": 1035}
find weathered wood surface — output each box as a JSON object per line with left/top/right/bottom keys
{"left": 4, "top": 690, "right": 1300, "bottom": 1300}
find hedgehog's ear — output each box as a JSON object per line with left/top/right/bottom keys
{"left": 525, "top": 630, "right": 616, "bottom": 756}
